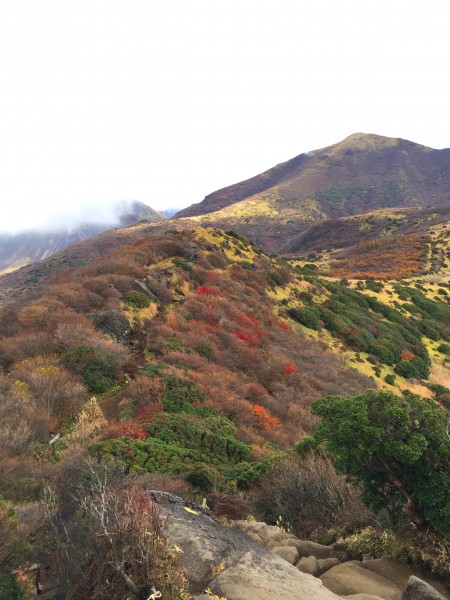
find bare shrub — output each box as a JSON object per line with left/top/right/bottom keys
{"left": 0, "top": 330, "right": 57, "bottom": 366}
{"left": 11, "top": 356, "right": 87, "bottom": 417}
{"left": 250, "top": 453, "right": 372, "bottom": 539}
{"left": 45, "top": 463, "right": 189, "bottom": 600}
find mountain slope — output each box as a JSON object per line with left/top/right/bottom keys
{"left": 174, "top": 133, "right": 450, "bottom": 251}
{"left": 0, "top": 200, "right": 166, "bottom": 274}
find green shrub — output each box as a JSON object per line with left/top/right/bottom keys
{"left": 437, "top": 343, "right": 450, "bottom": 356}
{"left": 306, "top": 390, "right": 450, "bottom": 534}
{"left": 161, "top": 376, "right": 205, "bottom": 413}
{"left": 196, "top": 339, "right": 214, "bottom": 361}
{"left": 123, "top": 291, "right": 150, "bottom": 308}
{"left": 171, "top": 257, "right": 193, "bottom": 272}
{"left": 384, "top": 374, "right": 396, "bottom": 386}
{"left": 394, "top": 357, "right": 430, "bottom": 379}
{"left": 62, "top": 345, "right": 120, "bottom": 393}
{"left": 287, "top": 307, "right": 321, "bottom": 330}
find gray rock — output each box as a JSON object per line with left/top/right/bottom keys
{"left": 210, "top": 550, "right": 343, "bottom": 600}
{"left": 295, "top": 540, "right": 341, "bottom": 560}
{"left": 132, "top": 279, "right": 157, "bottom": 301}
{"left": 317, "top": 557, "right": 341, "bottom": 575}
{"left": 321, "top": 562, "right": 402, "bottom": 600}
{"left": 343, "top": 595, "right": 386, "bottom": 600}
{"left": 297, "top": 555, "right": 320, "bottom": 576}
{"left": 402, "top": 576, "right": 447, "bottom": 600}
{"left": 360, "top": 559, "right": 449, "bottom": 598}
{"left": 271, "top": 545, "right": 299, "bottom": 564}
{"left": 88, "top": 310, "right": 131, "bottom": 342}
{"left": 153, "top": 493, "right": 342, "bottom": 599}
{"left": 246, "top": 532, "right": 264, "bottom": 544}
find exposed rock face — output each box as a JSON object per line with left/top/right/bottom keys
{"left": 150, "top": 493, "right": 450, "bottom": 600}
{"left": 320, "top": 562, "right": 403, "bottom": 600}
{"left": 402, "top": 576, "right": 447, "bottom": 600}
{"left": 151, "top": 492, "right": 342, "bottom": 600}
{"left": 89, "top": 310, "right": 131, "bottom": 343}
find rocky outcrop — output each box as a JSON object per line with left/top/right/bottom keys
{"left": 402, "top": 576, "right": 447, "bottom": 600}
{"left": 152, "top": 492, "right": 342, "bottom": 600}
{"left": 320, "top": 562, "right": 402, "bottom": 600}
{"left": 150, "top": 493, "right": 449, "bottom": 600}
{"left": 89, "top": 310, "right": 131, "bottom": 342}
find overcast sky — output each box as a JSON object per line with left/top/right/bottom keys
{"left": 0, "top": 0, "right": 449, "bottom": 232}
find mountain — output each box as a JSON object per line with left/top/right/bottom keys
{"left": 174, "top": 133, "right": 450, "bottom": 252}
{"left": 0, "top": 218, "right": 449, "bottom": 597}
{"left": 0, "top": 199, "right": 166, "bottom": 274}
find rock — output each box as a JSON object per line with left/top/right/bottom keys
{"left": 132, "top": 280, "right": 157, "bottom": 301}
{"left": 259, "top": 524, "right": 286, "bottom": 543}
{"left": 154, "top": 493, "right": 342, "bottom": 599}
{"left": 402, "top": 576, "right": 447, "bottom": 600}
{"left": 343, "top": 595, "right": 386, "bottom": 600}
{"left": 232, "top": 520, "right": 286, "bottom": 544}
{"left": 297, "top": 556, "right": 320, "bottom": 576}
{"left": 317, "top": 558, "right": 341, "bottom": 575}
{"left": 271, "top": 545, "right": 299, "bottom": 564}
{"left": 362, "top": 554, "right": 374, "bottom": 561}
{"left": 246, "top": 532, "right": 264, "bottom": 544}
{"left": 321, "top": 562, "right": 402, "bottom": 600}
{"left": 360, "top": 559, "right": 449, "bottom": 598}
{"left": 210, "top": 550, "right": 343, "bottom": 600}
{"left": 88, "top": 310, "right": 131, "bottom": 342}
{"left": 295, "top": 540, "right": 341, "bottom": 560}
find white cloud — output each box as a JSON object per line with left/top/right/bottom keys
{"left": 0, "top": 0, "right": 449, "bottom": 232}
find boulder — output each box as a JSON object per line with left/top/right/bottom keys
{"left": 210, "top": 550, "right": 344, "bottom": 600}
{"left": 360, "top": 559, "right": 449, "bottom": 599}
{"left": 317, "top": 558, "right": 341, "bottom": 575}
{"left": 402, "top": 576, "right": 447, "bottom": 600}
{"left": 321, "top": 561, "right": 402, "bottom": 600}
{"left": 343, "top": 595, "right": 386, "bottom": 600}
{"left": 295, "top": 540, "right": 341, "bottom": 560}
{"left": 271, "top": 545, "right": 299, "bottom": 564}
{"left": 132, "top": 280, "right": 157, "bottom": 301}
{"left": 88, "top": 310, "right": 131, "bottom": 342}
{"left": 154, "top": 493, "right": 343, "bottom": 600}
{"left": 297, "top": 556, "right": 320, "bottom": 576}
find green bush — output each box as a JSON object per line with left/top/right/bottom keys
{"left": 384, "top": 374, "right": 396, "bottom": 386}
{"left": 171, "top": 257, "right": 193, "bottom": 272}
{"left": 437, "top": 343, "right": 450, "bottom": 356}
{"left": 394, "top": 357, "right": 430, "bottom": 379}
{"left": 287, "top": 307, "right": 321, "bottom": 330}
{"left": 123, "top": 291, "right": 150, "bottom": 308}
{"left": 0, "top": 572, "right": 25, "bottom": 600}
{"left": 305, "top": 390, "right": 450, "bottom": 534}
{"left": 161, "top": 375, "right": 206, "bottom": 413}
{"left": 62, "top": 344, "right": 121, "bottom": 393}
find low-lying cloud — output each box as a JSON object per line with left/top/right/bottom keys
{"left": 0, "top": 198, "right": 138, "bottom": 235}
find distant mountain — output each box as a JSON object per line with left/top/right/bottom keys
{"left": 160, "top": 208, "right": 181, "bottom": 218}
{"left": 0, "top": 200, "right": 166, "bottom": 274}
{"left": 174, "top": 133, "right": 450, "bottom": 252}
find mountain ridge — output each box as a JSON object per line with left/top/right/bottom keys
{"left": 174, "top": 133, "right": 450, "bottom": 252}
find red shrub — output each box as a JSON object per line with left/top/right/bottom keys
{"left": 195, "top": 286, "right": 221, "bottom": 296}
{"left": 253, "top": 404, "right": 282, "bottom": 430}
{"left": 283, "top": 362, "right": 296, "bottom": 375}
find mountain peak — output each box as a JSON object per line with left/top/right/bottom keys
{"left": 331, "top": 132, "right": 400, "bottom": 153}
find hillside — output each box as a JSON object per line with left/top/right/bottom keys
{"left": 283, "top": 205, "right": 450, "bottom": 280}
{"left": 0, "top": 223, "right": 449, "bottom": 598}
{"left": 0, "top": 200, "right": 166, "bottom": 274}
{"left": 175, "top": 133, "right": 450, "bottom": 252}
